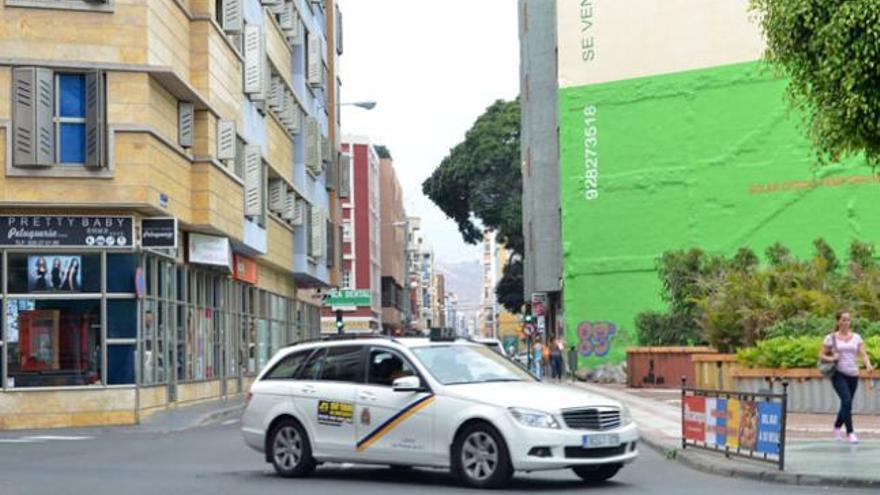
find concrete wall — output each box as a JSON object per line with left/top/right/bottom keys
{"left": 0, "top": 388, "right": 137, "bottom": 429}
{"left": 519, "top": 0, "right": 562, "bottom": 298}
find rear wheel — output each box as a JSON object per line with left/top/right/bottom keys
{"left": 268, "top": 419, "right": 316, "bottom": 478}
{"left": 452, "top": 423, "right": 513, "bottom": 489}
{"left": 572, "top": 463, "right": 622, "bottom": 483}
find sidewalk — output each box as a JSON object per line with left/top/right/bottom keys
{"left": 570, "top": 382, "right": 880, "bottom": 488}
{"left": 136, "top": 397, "right": 246, "bottom": 434}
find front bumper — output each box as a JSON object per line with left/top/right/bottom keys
{"left": 502, "top": 418, "right": 640, "bottom": 471}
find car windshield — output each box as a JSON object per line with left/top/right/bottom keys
{"left": 411, "top": 344, "right": 534, "bottom": 385}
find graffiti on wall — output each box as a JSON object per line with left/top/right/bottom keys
{"left": 576, "top": 321, "right": 617, "bottom": 357}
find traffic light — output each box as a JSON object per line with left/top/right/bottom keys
{"left": 335, "top": 309, "right": 344, "bottom": 334}
{"left": 524, "top": 313, "right": 534, "bottom": 324}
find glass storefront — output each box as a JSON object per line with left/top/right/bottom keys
{"left": 1, "top": 250, "right": 318, "bottom": 391}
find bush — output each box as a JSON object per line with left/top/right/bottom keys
{"left": 737, "top": 335, "right": 880, "bottom": 369}
{"left": 765, "top": 315, "right": 880, "bottom": 339}
{"left": 635, "top": 311, "right": 704, "bottom": 346}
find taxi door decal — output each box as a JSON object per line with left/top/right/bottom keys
{"left": 356, "top": 393, "right": 435, "bottom": 453}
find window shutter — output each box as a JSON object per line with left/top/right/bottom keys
{"left": 217, "top": 119, "right": 236, "bottom": 160}
{"left": 243, "top": 145, "right": 263, "bottom": 217}
{"left": 339, "top": 153, "right": 351, "bottom": 198}
{"left": 277, "top": 1, "right": 294, "bottom": 30}
{"left": 321, "top": 135, "right": 331, "bottom": 164}
{"left": 326, "top": 217, "right": 335, "bottom": 268}
{"left": 336, "top": 9, "right": 343, "bottom": 55}
{"left": 325, "top": 149, "right": 337, "bottom": 191}
{"left": 12, "top": 67, "right": 54, "bottom": 167}
{"left": 307, "top": 32, "right": 322, "bottom": 87}
{"left": 288, "top": 10, "right": 303, "bottom": 46}
{"left": 261, "top": 0, "right": 281, "bottom": 6}
{"left": 291, "top": 198, "right": 305, "bottom": 226}
{"left": 84, "top": 71, "right": 105, "bottom": 168}
{"left": 314, "top": 123, "right": 324, "bottom": 171}
{"left": 178, "top": 101, "right": 194, "bottom": 148}
{"left": 243, "top": 24, "right": 265, "bottom": 97}
{"left": 268, "top": 179, "right": 286, "bottom": 213}
{"left": 267, "top": 75, "right": 283, "bottom": 113}
{"left": 282, "top": 190, "right": 296, "bottom": 222}
{"left": 310, "top": 207, "right": 324, "bottom": 258}
{"left": 287, "top": 97, "right": 301, "bottom": 135}
{"left": 223, "top": 0, "right": 243, "bottom": 34}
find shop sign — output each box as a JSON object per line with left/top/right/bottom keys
{"left": 141, "top": 218, "right": 178, "bottom": 248}
{"left": 188, "top": 233, "right": 231, "bottom": 269}
{"left": 0, "top": 215, "right": 134, "bottom": 248}
{"left": 233, "top": 255, "right": 259, "bottom": 284}
{"left": 531, "top": 293, "right": 548, "bottom": 316}
{"left": 321, "top": 318, "right": 372, "bottom": 332}
{"left": 324, "top": 289, "right": 372, "bottom": 307}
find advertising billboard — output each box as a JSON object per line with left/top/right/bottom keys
{"left": 556, "top": 0, "right": 875, "bottom": 365}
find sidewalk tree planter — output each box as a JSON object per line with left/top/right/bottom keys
{"left": 730, "top": 368, "right": 880, "bottom": 414}
{"left": 692, "top": 354, "right": 739, "bottom": 391}
{"left": 626, "top": 346, "right": 716, "bottom": 389}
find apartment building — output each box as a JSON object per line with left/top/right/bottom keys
{"left": 379, "top": 153, "right": 406, "bottom": 335}
{"left": 479, "top": 231, "right": 519, "bottom": 344}
{"left": 321, "top": 137, "right": 380, "bottom": 331}
{"left": 0, "top": 0, "right": 343, "bottom": 429}
{"left": 406, "top": 216, "right": 436, "bottom": 331}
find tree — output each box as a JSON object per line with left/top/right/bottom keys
{"left": 422, "top": 99, "right": 524, "bottom": 312}
{"left": 374, "top": 145, "right": 392, "bottom": 159}
{"left": 750, "top": 0, "right": 880, "bottom": 165}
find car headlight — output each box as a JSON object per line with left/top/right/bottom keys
{"left": 509, "top": 407, "right": 561, "bottom": 429}
{"left": 620, "top": 405, "right": 634, "bottom": 426}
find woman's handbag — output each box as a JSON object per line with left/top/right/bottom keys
{"left": 817, "top": 333, "right": 838, "bottom": 377}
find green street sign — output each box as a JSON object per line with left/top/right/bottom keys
{"left": 324, "top": 289, "right": 371, "bottom": 307}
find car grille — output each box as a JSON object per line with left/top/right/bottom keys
{"left": 564, "top": 445, "right": 627, "bottom": 459}
{"left": 561, "top": 407, "right": 621, "bottom": 431}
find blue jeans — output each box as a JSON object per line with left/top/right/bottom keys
{"left": 831, "top": 372, "right": 859, "bottom": 434}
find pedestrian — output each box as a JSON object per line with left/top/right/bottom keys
{"left": 532, "top": 340, "right": 544, "bottom": 379}
{"left": 818, "top": 310, "right": 874, "bottom": 443}
{"left": 549, "top": 338, "right": 564, "bottom": 382}
{"left": 541, "top": 340, "right": 551, "bottom": 379}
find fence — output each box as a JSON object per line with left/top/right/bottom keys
{"left": 681, "top": 377, "right": 789, "bottom": 471}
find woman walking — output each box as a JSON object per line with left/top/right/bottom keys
{"left": 818, "top": 311, "right": 874, "bottom": 443}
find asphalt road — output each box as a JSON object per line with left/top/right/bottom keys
{"left": 0, "top": 420, "right": 871, "bottom": 495}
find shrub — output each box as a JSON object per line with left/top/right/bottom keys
{"left": 635, "top": 311, "right": 704, "bottom": 346}
{"left": 737, "top": 335, "right": 880, "bottom": 369}
{"left": 765, "top": 315, "right": 880, "bottom": 339}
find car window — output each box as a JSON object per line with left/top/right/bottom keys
{"left": 297, "top": 348, "right": 327, "bottom": 380}
{"left": 412, "top": 344, "right": 534, "bottom": 385}
{"left": 367, "top": 348, "right": 417, "bottom": 386}
{"left": 263, "top": 350, "right": 312, "bottom": 380}
{"left": 317, "top": 346, "right": 365, "bottom": 383}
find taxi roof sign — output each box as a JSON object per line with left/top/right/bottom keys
{"left": 429, "top": 327, "right": 457, "bottom": 342}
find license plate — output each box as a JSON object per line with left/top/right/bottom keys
{"left": 582, "top": 434, "right": 619, "bottom": 448}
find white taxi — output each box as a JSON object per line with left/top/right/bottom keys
{"left": 241, "top": 334, "right": 639, "bottom": 488}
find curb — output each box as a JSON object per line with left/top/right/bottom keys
{"left": 638, "top": 431, "right": 880, "bottom": 489}
{"left": 197, "top": 404, "right": 245, "bottom": 427}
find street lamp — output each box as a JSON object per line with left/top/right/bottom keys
{"left": 341, "top": 101, "right": 377, "bottom": 110}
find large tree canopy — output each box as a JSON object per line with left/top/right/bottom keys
{"left": 422, "top": 99, "right": 524, "bottom": 312}
{"left": 751, "top": 0, "right": 880, "bottom": 164}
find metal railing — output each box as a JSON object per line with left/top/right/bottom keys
{"left": 681, "top": 376, "right": 789, "bottom": 471}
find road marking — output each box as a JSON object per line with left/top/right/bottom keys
{"left": 0, "top": 435, "right": 93, "bottom": 444}
{"left": 221, "top": 419, "right": 239, "bottom": 426}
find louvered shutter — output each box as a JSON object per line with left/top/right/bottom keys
{"left": 314, "top": 123, "right": 324, "bottom": 171}
{"left": 84, "top": 71, "right": 104, "bottom": 168}
{"left": 267, "top": 76, "right": 283, "bottom": 113}
{"left": 217, "top": 119, "right": 236, "bottom": 160}
{"left": 261, "top": 0, "right": 281, "bottom": 6}
{"left": 282, "top": 191, "right": 296, "bottom": 221}
{"left": 223, "top": 0, "right": 243, "bottom": 33}
{"left": 336, "top": 9, "right": 343, "bottom": 55}
{"left": 321, "top": 135, "right": 331, "bottom": 164}
{"left": 339, "top": 153, "right": 351, "bottom": 198}
{"left": 288, "top": 97, "right": 301, "bottom": 135}
{"left": 305, "top": 118, "right": 318, "bottom": 173}
{"left": 243, "top": 24, "right": 264, "bottom": 96}
{"left": 178, "top": 101, "right": 194, "bottom": 148}
{"left": 243, "top": 145, "right": 263, "bottom": 217}
{"left": 291, "top": 198, "right": 305, "bottom": 226}
{"left": 288, "top": 11, "right": 303, "bottom": 46}
{"left": 307, "top": 32, "right": 322, "bottom": 87}
{"left": 277, "top": 2, "right": 294, "bottom": 30}
{"left": 310, "top": 207, "right": 324, "bottom": 258}
{"left": 268, "top": 179, "right": 286, "bottom": 213}
{"left": 12, "top": 67, "right": 54, "bottom": 167}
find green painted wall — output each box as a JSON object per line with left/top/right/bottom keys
{"left": 559, "top": 61, "right": 875, "bottom": 366}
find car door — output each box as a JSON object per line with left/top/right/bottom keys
{"left": 354, "top": 347, "right": 435, "bottom": 465}
{"left": 293, "top": 345, "right": 364, "bottom": 459}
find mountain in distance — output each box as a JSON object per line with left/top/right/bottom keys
{"left": 435, "top": 258, "right": 483, "bottom": 323}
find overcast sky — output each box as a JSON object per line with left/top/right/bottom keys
{"left": 338, "top": 0, "right": 519, "bottom": 265}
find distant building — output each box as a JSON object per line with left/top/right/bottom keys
{"left": 480, "top": 231, "right": 520, "bottom": 346}
{"left": 379, "top": 152, "right": 406, "bottom": 335}
{"left": 322, "top": 137, "right": 382, "bottom": 332}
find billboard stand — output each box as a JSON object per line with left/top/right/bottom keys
{"left": 681, "top": 376, "right": 789, "bottom": 471}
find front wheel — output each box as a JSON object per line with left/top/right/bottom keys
{"left": 268, "top": 419, "right": 316, "bottom": 478}
{"left": 572, "top": 463, "right": 622, "bottom": 483}
{"left": 452, "top": 423, "right": 513, "bottom": 489}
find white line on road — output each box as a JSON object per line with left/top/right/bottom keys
{"left": 221, "top": 419, "right": 239, "bottom": 426}
{"left": 23, "top": 436, "right": 94, "bottom": 441}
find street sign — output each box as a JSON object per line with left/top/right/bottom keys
{"left": 531, "top": 293, "right": 548, "bottom": 316}
{"left": 324, "top": 289, "right": 372, "bottom": 307}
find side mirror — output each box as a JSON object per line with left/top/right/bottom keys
{"left": 392, "top": 376, "right": 423, "bottom": 392}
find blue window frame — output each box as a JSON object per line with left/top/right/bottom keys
{"left": 56, "top": 73, "right": 87, "bottom": 164}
